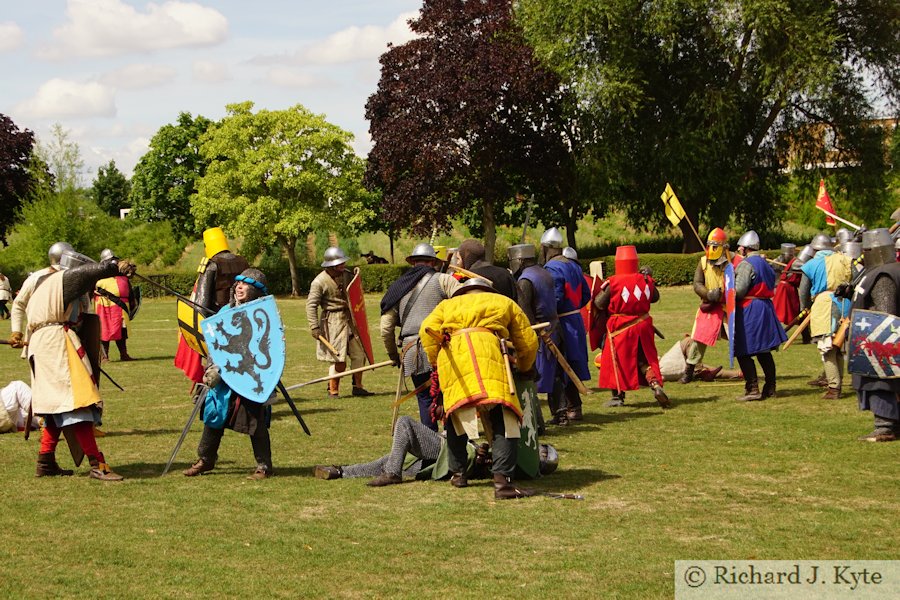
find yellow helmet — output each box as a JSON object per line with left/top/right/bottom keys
{"left": 203, "top": 227, "right": 229, "bottom": 259}
{"left": 433, "top": 245, "right": 448, "bottom": 261}
{"left": 706, "top": 227, "right": 727, "bottom": 261}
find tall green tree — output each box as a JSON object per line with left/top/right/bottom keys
{"left": 91, "top": 159, "right": 132, "bottom": 216}
{"left": 192, "top": 101, "right": 369, "bottom": 296}
{"left": 34, "top": 123, "right": 84, "bottom": 193}
{"left": 365, "top": 0, "right": 575, "bottom": 260}
{"left": 130, "top": 112, "right": 213, "bottom": 236}
{"left": 517, "top": 0, "right": 900, "bottom": 249}
{"left": 0, "top": 113, "right": 41, "bottom": 244}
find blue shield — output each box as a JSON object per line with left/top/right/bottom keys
{"left": 847, "top": 309, "right": 900, "bottom": 379}
{"left": 203, "top": 296, "right": 286, "bottom": 403}
{"left": 724, "top": 262, "right": 736, "bottom": 368}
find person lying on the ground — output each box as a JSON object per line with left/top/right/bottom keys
{"left": 1, "top": 380, "right": 40, "bottom": 433}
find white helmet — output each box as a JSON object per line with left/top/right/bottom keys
{"left": 562, "top": 246, "right": 578, "bottom": 260}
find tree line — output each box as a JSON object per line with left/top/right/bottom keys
{"left": 2, "top": 0, "right": 898, "bottom": 280}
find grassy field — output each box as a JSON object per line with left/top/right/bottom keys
{"left": 0, "top": 287, "right": 896, "bottom": 599}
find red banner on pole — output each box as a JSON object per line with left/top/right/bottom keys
{"left": 347, "top": 267, "right": 374, "bottom": 365}
{"left": 815, "top": 179, "right": 836, "bottom": 226}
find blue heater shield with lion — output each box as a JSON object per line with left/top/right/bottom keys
{"left": 203, "top": 296, "right": 286, "bottom": 404}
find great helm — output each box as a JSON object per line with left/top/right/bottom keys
{"left": 779, "top": 243, "right": 796, "bottom": 258}
{"left": 57, "top": 247, "right": 96, "bottom": 271}
{"left": 706, "top": 227, "right": 728, "bottom": 260}
{"left": 614, "top": 245, "right": 639, "bottom": 276}
{"left": 539, "top": 443, "right": 559, "bottom": 475}
{"left": 835, "top": 228, "right": 853, "bottom": 246}
{"left": 203, "top": 227, "right": 229, "bottom": 259}
{"left": 540, "top": 227, "right": 564, "bottom": 249}
{"left": 48, "top": 242, "right": 74, "bottom": 266}
{"left": 406, "top": 243, "right": 438, "bottom": 265}
{"left": 451, "top": 277, "right": 495, "bottom": 298}
{"left": 736, "top": 230, "right": 760, "bottom": 251}
{"left": 810, "top": 233, "right": 832, "bottom": 252}
{"left": 507, "top": 243, "right": 536, "bottom": 275}
{"left": 861, "top": 228, "right": 896, "bottom": 268}
{"left": 562, "top": 246, "right": 578, "bottom": 260}
{"left": 321, "top": 246, "right": 349, "bottom": 268}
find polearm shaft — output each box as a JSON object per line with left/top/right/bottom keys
{"left": 447, "top": 265, "right": 493, "bottom": 285}
{"left": 131, "top": 273, "right": 213, "bottom": 316}
{"left": 284, "top": 360, "right": 395, "bottom": 392}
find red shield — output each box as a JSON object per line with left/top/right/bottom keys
{"left": 347, "top": 267, "right": 374, "bottom": 365}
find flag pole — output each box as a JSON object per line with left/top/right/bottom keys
{"left": 815, "top": 207, "right": 861, "bottom": 231}
{"left": 682, "top": 213, "right": 705, "bottom": 249}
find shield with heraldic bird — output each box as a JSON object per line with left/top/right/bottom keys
{"left": 847, "top": 309, "right": 900, "bottom": 379}
{"left": 202, "top": 296, "right": 286, "bottom": 404}
{"left": 724, "top": 262, "right": 736, "bottom": 368}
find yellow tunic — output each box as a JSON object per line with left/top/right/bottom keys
{"left": 420, "top": 292, "right": 537, "bottom": 422}
{"left": 810, "top": 253, "right": 851, "bottom": 337}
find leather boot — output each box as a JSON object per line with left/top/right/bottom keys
{"left": 450, "top": 472, "right": 468, "bottom": 488}
{"left": 35, "top": 452, "right": 74, "bottom": 477}
{"left": 547, "top": 410, "right": 569, "bottom": 426}
{"left": 736, "top": 382, "right": 762, "bottom": 402}
{"left": 367, "top": 472, "right": 403, "bottom": 487}
{"left": 89, "top": 456, "right": 124, "bottom": 481}
{"left": 566, "top": 407, "right": 583, "bottom": 421}
{"left": 649, "top": 380, "right": 671, "bottom": 408}
{"left": 679, "top": 363, "right": 696, "bottom": 384}
{"left": 493, "top": 473, "right": 530, "bottom": 500}
{"left": 314, "top": 465, "right": 342, "bottom": 480}
{"left": 183, "top": 458, "right": 214, "bottom": 477}
{"left": 822, "top": 387, "right": 841, "bottom": 400}
{"left": 604, "top": 392, "right": 625, "bottom": 407}
{"left": 248, "top": 465, "right": 273, "bottom": 480}
{"left": 761, "top": 382, "right": 777, "bottom": 399}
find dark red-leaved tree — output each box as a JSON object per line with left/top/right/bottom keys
{"left": 365, "top": 0, "right": 574, "bottom": 260}
{"left": 0, "top": 113, "right": 39, "bottom": 244}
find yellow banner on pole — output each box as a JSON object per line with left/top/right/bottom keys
{"left": 660, "top": 183, "right": 686, "bottom": 227}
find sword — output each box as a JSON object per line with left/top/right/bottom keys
{"left": 277, "top": 381, "right": 311, "bottom": 436}
{"left": 132, "top": 273, "right": 213, "bottom": 316}
{"left": 284, "top": 361, "right": 395, "bottom": 392}
{"left": 99, "top": 366, "right": 125, "bottom": 391}
{"left": 161, "top": 383, "right": 207, "bottom": 476}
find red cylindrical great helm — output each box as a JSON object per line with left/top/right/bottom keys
{"left": 706, "top": 227, "right": 727, "bottom": 260}
{"left": 615, "top": 245, "right": 639, "bottom": 275}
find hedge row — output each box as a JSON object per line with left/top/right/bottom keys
{"left": 140, "top": 250, "right": 782, "bottom": 298}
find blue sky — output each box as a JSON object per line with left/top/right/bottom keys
{"left": 1, "top": 0, "right": 422, "bottom": 180}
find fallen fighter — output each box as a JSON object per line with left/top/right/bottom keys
{"left": 313, "top": 416, "right": 558, "bottom": 486}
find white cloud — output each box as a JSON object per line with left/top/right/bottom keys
{"left": 192, "top": 60, "right": 231, "bottom": 83}
{"left": 39, "top": 0, "right": 228, "bottom": 59}
{"left": 100, "top": 64, "right": 177, "bottom": 89}
{"left": 0, "top": 21, "right": 24, "bottom": 53}
{"left": 252, "top": 12, "right": 417, "bottom": 67}
{"left": 15, "top": 78, "right": 116, "bottom": 119}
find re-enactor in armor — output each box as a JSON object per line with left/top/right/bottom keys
{"left": 380, "top": 243, "right": 460, "bottom": 430}
{"left": 10, "top": 247, "right": 136, "bottom": 480}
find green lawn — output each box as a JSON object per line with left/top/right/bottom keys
{"left": 0, "top": 287, "right": 896, "bottom": 599}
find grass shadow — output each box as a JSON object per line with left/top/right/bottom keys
{"left": 102, "top": 427, "right": 183, "bottom": 438}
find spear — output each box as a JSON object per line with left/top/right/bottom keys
{"left": 284, "top": 361, "right": 395, "bottom": 392}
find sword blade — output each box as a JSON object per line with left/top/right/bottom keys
{"left": 277, "top": 381, "right": 311, "bottom": 436}
{"left": 161, "top": 388, "right": 206, "bottom": 476}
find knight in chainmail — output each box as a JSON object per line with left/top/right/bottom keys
{"left": 314, "top": 416, "right": 443, "bottom": 483}
{"left": 851, "top": 229, "right": 900, "bottom": 442}
{"left": 379, "top": 243, "right": 460, "bottom": 431}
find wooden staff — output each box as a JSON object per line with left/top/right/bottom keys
{"left": 537, "top": 332, "right": 590, "bottom": 394}
{"left": 284, "top": 361, "right": 394, "bottom": 392}
{"left": 317, "top": 335, "right": 339, "bottom": 360}
{"left": 447, "top": 264, "right": 493, "bottom": 285}
{"left": 783, "top": 312, "right": 812, "bottom": 349}
{"left": 831, "top": 317, "right": 851, "bottom": 347}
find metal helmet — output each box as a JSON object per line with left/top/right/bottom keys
{"left": 792, "top": 245, "right": 817, "bottom": 270}
{"left": 451, "top": 277, "right": 495, "bottom": 298}
{"left": 841, "top": 241, "right": 862, "bottom": 261}
{"left": 203, "top": 227, "right": 229, "bottom": 259}
{"left": 835, "top": 228, "right": 853, "bottom": 246}
{"left": 233, "top": 267, "right": 269, "bottom": 302}
{"left": 706, "top": 227, "right": 728, "bottom": 260}
{"left": 736, "top": 230, "right": 760, "bottom": 251}
{"left": 48, "top": 242, "right": 74, "bottom": 266}
{"left": 539, "top": 443, "right": 559, "bottom": 475}
{"left": 99, "top": 248, "right": 116, "bottom": 262}
{"left": 406, "top": 243, "right": 438, "bottom": 265}
{"left": 861, "top": 228, "right": 896, "bottom": 268}
{"left": 540, "top": 227, "right": 564, "bottom": 248}
{"left": 779, "top": 243, "right": 796, "bottom": 258}
{"left": 57, "top": 248, "right": 96, "bottom": 271}
{"left": 562, "top": 246, "right": 578, "bottom": 260}
{"left": 809, "top": 233, "right": 832, "bottom": 252}
{"left": 321, "top": 246, "right": 349, "bottom": 268}
{"left": 507, "top": 243, "right": 536, "bottom": 275}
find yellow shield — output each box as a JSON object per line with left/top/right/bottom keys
{"left": 177, "top": 299, "right": 208, "bottom": 356}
